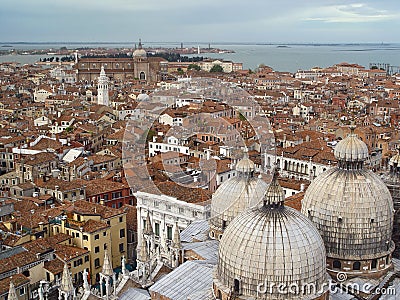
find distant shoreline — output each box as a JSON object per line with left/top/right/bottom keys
{"left": 1, "top": 42, "right": 400, "bottom": 46}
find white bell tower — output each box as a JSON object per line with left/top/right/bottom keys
{"left": 97, "top": 65, "right": 109, "bottom": 106}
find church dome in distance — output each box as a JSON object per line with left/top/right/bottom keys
{"left": 214, "top": 173, "right": 328, "bottom": 299}
{"left": 133, "top": 39, "right": 147, "bottom": 58}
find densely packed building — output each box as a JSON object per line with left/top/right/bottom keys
{"left": 0, "top": 46, "right": 400, "bottom": 299}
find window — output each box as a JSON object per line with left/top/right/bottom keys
{"left": 234, "top": 279, "right": 240, "bottom": 294}
{"left": 19, "top": 287, "right": 25, "bottom": 296}
{"left": 119, "top": 216, "right": 123, "bottom": 223}
{"left": 103, "top": 231, "right": 107, "bottom": 236}
{"left": 333, "top": 260, "right": 341, "bottom": 269}
{"left": 119, "top": 243, "right": 124, "bottom": 252}
{"left": 85, "top": 255, "right": 89, "bottom": 262}
{"left": 222, "top": 220, "right": 227, "bottom": 230}
{"left": 353, "top": 262, "right": 361, "bottom": 270}
{"left": 155, "top": 223, "right": 160, "bottom": 236}
{"left": 76, "top": 233, "right": 80, "bottom": 238}
{"left": 120, "top": 229, "right": 125, "bottom": 238}
{"left": 167, "top": 225, "right": 173, "bottom": 240}
{"left": 95, "top": 234, "right": 99, "bottom": 240}
{"left": 95, "top": 258, "right": 100, "bottom": 268}
{"left": 95, "top": 246, "right": 100, "bottom": 253}
{"left": 179, "top": 208, "right": 184, "bottom": 214}
{"left": 104, "top": 243, "right": 107, "bottom": 250}
{"left": 371, "top": 259, "right": 377, "bottom": 269}
{"left": 83, "top": 235, "right": 88, "bottom": 241}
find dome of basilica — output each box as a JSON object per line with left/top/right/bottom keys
{"left": 214, "top": 174, "right": 328, "bottom": 299}
{"left": 302, "top": 126, "right": 394, "bottom": 277}
{"left": 209, "top": 150, "right": 268, "bottom": 240}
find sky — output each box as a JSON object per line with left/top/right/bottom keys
{"left": 0, "top": 0, "right": 399, "bottom": 43}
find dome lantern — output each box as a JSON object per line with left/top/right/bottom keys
{"left": 334, "top": 125, "right": 369, "bottom": 170}
{"left": 263, "top": 169, "right": 284, "bottom": 207}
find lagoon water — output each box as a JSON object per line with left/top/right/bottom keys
{"left": 1, "top": 42, "right": 399, "bottom": 73}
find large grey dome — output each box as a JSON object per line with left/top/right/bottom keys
{"left": 302, "top": 127, "right": 394, "bottom": 277}
{"left": 209, "top": 152, "right": 268, "bottom": 239}
{"left": 214, "top": 177, "right": 328, "bottom": 299}
{"left": 303, "top": 169, "right": 393, "bottom": 258}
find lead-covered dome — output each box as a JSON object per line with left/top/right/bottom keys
{"left": 133, "top": 39, "right": 147, "bottom": 58}
{"left": 214, "top": 175, "right": 328, "bottom": 299}
{"left": 209, "top": 151, "right": 268, "bottom": 240}
{"left": 302, "top": 126, "right": 394, "bottom": 277}
{"left": 334, "top": 125, "right": 369, "bottom": 164}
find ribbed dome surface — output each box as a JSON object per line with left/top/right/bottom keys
{"left": 133, "top": 48, "right": 147, "bottom": 58}
{"left": 302, "top": 168, "right": 393, "bottom": 259}
{"left": 235, "top": 156, "right": 255, "bottom": 173}
{"left": 210, "top": 152, "right": 267, "bottom": 234}
{"left": 209, "top": 175, "right": 268, "bottom": 231}
{"left": 217, "top": 205, "right": 327, "bottom": 299}
{"left": 334, "top": 133, "right": 369, "bottom": 162}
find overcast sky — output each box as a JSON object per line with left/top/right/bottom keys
{"left": 1, "top": 0, "right": 399, "bottom": 43}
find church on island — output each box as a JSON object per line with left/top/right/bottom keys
{"left": 76, "top": 40, "right": 168, "bottom": 83}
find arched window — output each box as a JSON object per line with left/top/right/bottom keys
{"left": 222, "top": 220, "right": 227, "bottom": 230}
{"left": 353, "top": 261, "right": 361, "bottom": 270}
{"left": 140, "top": 72, "right": 146, "bottom": 80}
{"left": 333, "top": 260, "right": 341, "bottom": 269}
{"left": 234, "top": 279, "right": 240, "bottom": 294}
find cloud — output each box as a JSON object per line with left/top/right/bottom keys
{"left": 303, "top": 2, "right": 399, "bottom": 23}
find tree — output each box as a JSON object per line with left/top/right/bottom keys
{"left": 188, "top": 64, "right": 201, "bottom": 71}
{"left": 177, "top": 67, "right": 184, "bottom": 75}
{"left": 210, "top": 64, "right": 223, "bottom": 73}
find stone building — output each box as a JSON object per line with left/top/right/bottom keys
{"left": 76, "top": 40, "right": 168, "bottom": 83}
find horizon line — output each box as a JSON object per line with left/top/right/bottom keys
{"left": 1, "top": 41, "right": 400, "bottom": 45}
